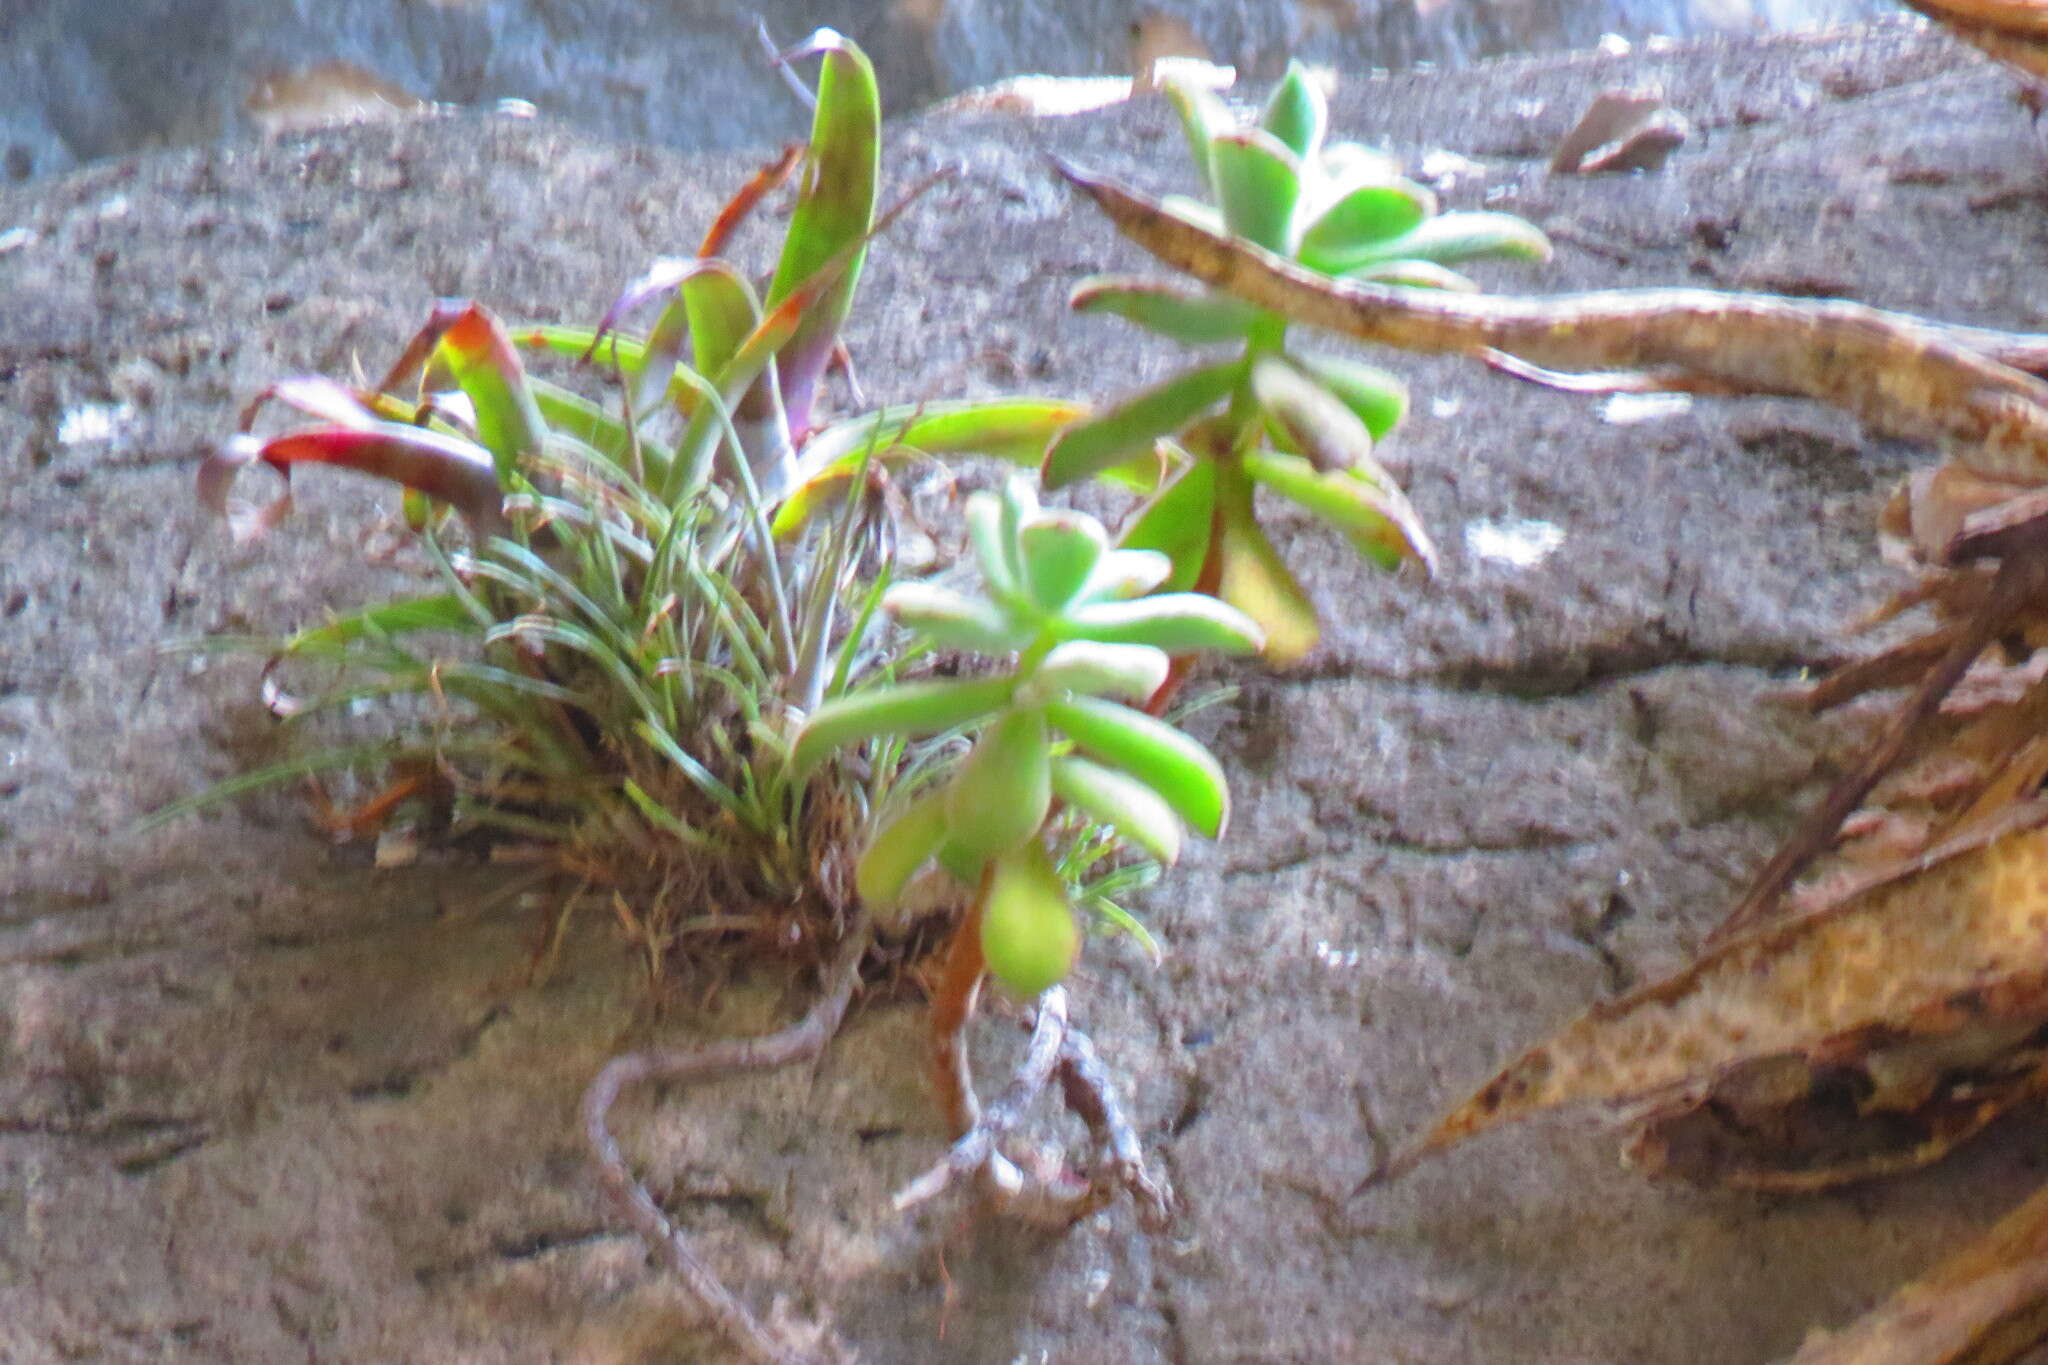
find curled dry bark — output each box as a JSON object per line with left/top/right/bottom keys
{"left": 1057, "top": 163, "right": 2048, "bottom": 1357}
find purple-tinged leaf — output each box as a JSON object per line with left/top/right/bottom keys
{"left": 764, "top": 29, "right": 879, "bottom": 435}
{"left": 199, "top": 422, "right": 507, "bottom": 538}
{"left": 236, "top": 375, "right": 381, "bottom": 433}
{"left": 664, "top": 174, "right": 936, "bottom": 501}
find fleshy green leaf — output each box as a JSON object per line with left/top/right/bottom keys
{"left": 1217, "top": 462, "right": 1319, "bottom": 665}
{"left": 856, "top": 787, "right": 952, "bottom": 909}
{"left": 980, "top": 840, "right": 1080, "bottom": 995}
{"left": 1018, "top": 640, "right": 1171, "bottom": 705}
{"left": 1045, "top": 694, "right": 1230, "bottom": 838}
{"left": 936, "top": 837, "right": 985, "bottom": 887}
{"left": 1259, "top": 61, "right": 1326, "bottom": 162}
{"left": 1290, "top": 353, "right": 1408, "bottom": 442}
{"left": 1042, "top": 360, "right": 1240, "bottom": 490}
{"left": 1069, "top": 275, "right": 1263, "bottom": 347}
{"left": 1295, "top": 180, "right": 1437, "bottom": 274}
{"left": 1062, "top": 593, "right": 1265, "bottom": 655}
{"left": 1250, "top": 354, "right": 1375, "bottom": 475}
{"left": 944, "top": 708, "right": 1053, "bottom": 861}
{"left": 1350, "top": 258, "right": 1480, "bottom": 291}
{"left": 1159, "top": 71, "right": 1232, "bottom": 192}
{"left": 1244, "top": 448, "right": 1438, "bottom": 573}
{"left": 965, "top": 486, "right": 1030, "bottom": 609}
{"left": 1116, "top": 457, "right": 1215, "bottom": 595}
{"left": 1317, "top": 141, "right": 1405, "bottom": 187}
{"left": 775, "top": 398, "right": 1088, "bottom": 537}
{"left": 1210, "top": 127, "right": 1303, "bottom": 255}
{"left": 883, "top": 582, "right": 1032, "bottom": 654}
{"left": 1052, "top": 754, "right": 1183, "bottom": 864}
{"left": 1077, "top": 547, "right": 1175, "bottom": 604}
{"left": 1018, "top": 510, "right": 1109, "bottom": 612}
{"left": 791, "top": 675, "right": 1017, "bottom": 773}
{"left": 1344, "top": 211, "right": 1553, "bottom": 268}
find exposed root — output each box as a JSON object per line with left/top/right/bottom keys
{"left": 896, "top": 986, "right": 1070, "bottom": 1212}
{"left": 582, "top": 913, "right": 873, "bottom": 1365}
{"left": 898, "top": 987, "right": 1176, "bottom": 1232}
{"left": 928, "top": 887, "right": 989, "bottom": 1137}
{"left": 1055, "top": 1021, "right": 1176, "bottom": 1233}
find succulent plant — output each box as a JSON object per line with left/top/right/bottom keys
{"left": 793, "top": 476, "right": 1262, "bottom": 992}
{"left": 1051, "top": 62, "right": 1553, "bottom": 663}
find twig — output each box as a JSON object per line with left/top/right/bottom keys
{"left": 894, "top": 987, "right": 1069, "bottom": 1211}
{"left": 1710, "top": 555, "right": 2048, "bottom": 943}
{"left": 582, "top": 914, "right": 872, "bottom": 1365}
{"left": 1801, "top": 618, "right": 1978, "bottom": 712}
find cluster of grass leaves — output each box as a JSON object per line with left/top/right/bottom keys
{"left": 171, "top": 33, "right": 1071, "bottom": 971}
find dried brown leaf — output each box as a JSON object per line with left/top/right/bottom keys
{"left": 1054, "top": 164, "right": 2048, "bottom": 483}
{"left": 1403, "top": 803, "right": 2048, "bottom": 1170}
{"left": 1778, "top": 1178, "right": 2048, "bottom": 1365}
{"left": 1622, "top": 1026, "right": 2048, "bottom": 1191}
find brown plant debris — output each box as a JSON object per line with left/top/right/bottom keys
{"left": 1777, "top": 1180, "right": 2048, "bottom": 1365}
{"left": 1054, "top": 165, "right": 2048, "bottom": 482}
{"left": 1064, "top": 164, "right": 2048, "bottom": 1202}
{"left": 1901, "top": 0, "right": 2048, "bottom": 84}
{"left": 1384, "top": 802, "right": 2048, "bottom": 1181}
{"left": 1549, "top": 89, "right": 1691, "bottom": 175}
